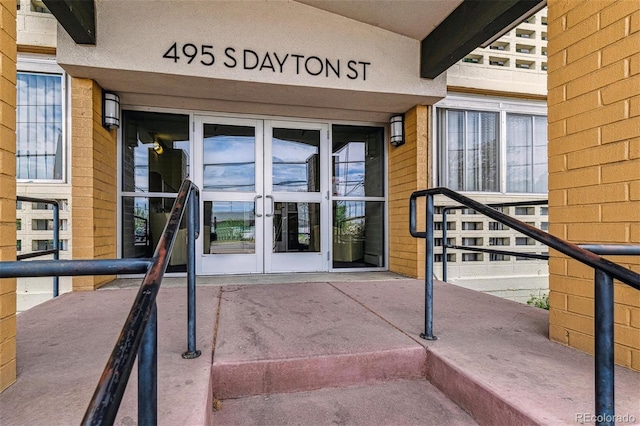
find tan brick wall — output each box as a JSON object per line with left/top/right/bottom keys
{"left": 0, "top": 0, "right": 17, "bottom": 392}
{"left": 547, "top": 0, "right": 640, "bottom": 371}
{"left": 388, "top": 105, "right": 431, "bottom": 278}
{"left": 71, "top": 78, "right": 118, "bottom": 291}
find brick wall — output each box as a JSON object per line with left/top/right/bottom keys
{"left": 71, "top": 78, "right": 118, "bottom": 291}
{"left": 0, "top": 0, "right": 16, "bottom": 392}
{"left": 547, "top": 0, "right": 640, "bottom": 371}
{"left": 388, "top": 105, "right": 431, "bottom": 278}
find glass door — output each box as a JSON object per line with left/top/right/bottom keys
{"left": 195, "top": 116, "right": 264, "bottom": 274}
{"left": 264, "top": 121, "right": 329, "bottom": 273}
{"left": 195, "top": 116, "right": 329, "bottom": 274}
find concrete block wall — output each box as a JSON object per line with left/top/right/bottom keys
{"left": 0, "top": 0, "right": 16, "bottom": 392}
{"left": 547, "top": 0, "right": 640, "bottom": 371}
{"left": 388, "top": 105, "right": 431, "bottom": 279}
{"left": 71, "top": 78, "right": 118, "bottom": 291}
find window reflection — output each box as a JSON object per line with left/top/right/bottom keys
{"left": 273, "top": 202, "right": 320, "bottom": 253}
{"left": 122, "top": 111, "right": 190, "bottom": 193}
{"left": 332, "top": 125, "right": 384, "bottom": 197}
{"left": 333, "top": 201, "right": 384, "bottom": 268}
{"left": 121, "top": 196, "right": 187, "bottom": 273}
{"left": 16, "top": 72, "right": 63, "bottom": 180}
{"left": 203, "top": 125, "right": 255, "bottom": 192}
{"left": 272, "top": 128, "right": 320, "bottom": 192}
{"left": 204, "top": 201, "right": 255, "bottom": 254}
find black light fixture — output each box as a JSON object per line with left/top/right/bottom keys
{"left": 102, "top": 91, "right": 120, "bottom": 130}
{"left": 390, "top": 114, "right": 405, "bottom": 147}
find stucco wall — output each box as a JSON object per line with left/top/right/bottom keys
{"left": 547, "top": 0, "right": 640, "bottom": 371}
{"left": 55, "top": 0, "right": 445, "bottom": 122}
{"left": 0, "top": 0, "right": 17, "bottom": 392}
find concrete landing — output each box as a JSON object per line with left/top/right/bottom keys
{"left": 2, "top": 275, "right": 639, "bottom": 426}
{"left": 0, "top": 286, "right": 217, "bottom": 426}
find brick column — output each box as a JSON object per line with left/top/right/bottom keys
{"left": 0, "top": 0, "right": 17, "bottom": 392}
{"left": 71, "top": 78, "right": 118, "bottom": 291}
{"left": 547, "top": 0, "right": 640, "bottom": 371}
{"left": 388, "top": 105, "right": 432, "bottom": 278}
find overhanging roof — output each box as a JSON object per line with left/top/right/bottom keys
{"left": 45, "top": 0, "right": 545, "bottom": 79}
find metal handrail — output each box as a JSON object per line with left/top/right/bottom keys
{"left": 410, "top": 187, "right": 640, "bottom": 426}
{"left": 1, "top": 179, "right": 201, "bottom": 425}
{"left": 81, "top": 179, "right": 200, "bottom": 425}
{"left": 16, "top": 196, "right": 60, "bottom": 296}
{"left": 441, "top": 199, "right": 548, "bottom": 282}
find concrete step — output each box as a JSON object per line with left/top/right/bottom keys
{"left": 334, "top": 280, "right": 640, "bottom": 425}
{"left": 212, "top": 280, "right": 640, "bottom": 425}
{"left": 211, "top": 282, "right": 427, "bottom": 399}
{"left": 212, "top": 379, "right": 478, "bottom": 425}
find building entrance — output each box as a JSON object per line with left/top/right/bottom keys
{"left": 194, "top": 116, "right": 330, "bottom": 274}
{"left": 120, "top": 110, "right": 386, "bottom": 276}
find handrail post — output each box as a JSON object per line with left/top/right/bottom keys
{"left": 594, "top": 269, "right": 614, "bottom": 426}
{"left": 182, "top": 188, "right": 201, "bottom": 359}
{"left": 442, "top": 207, "right": 448, "bottom": 283}
{"left": 53, "top": 202, "right": 59, "bottom": 297}
{"left": 138, "top": 302, "right": 158, "bottom": 426}
{"left": 420, "top": 193, "right": 437, "bottom": 341}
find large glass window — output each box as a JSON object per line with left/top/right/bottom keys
{"left": 506, "top": 114, "right": 548, "bottom": 193}
{"left": 332, "top": 125, "right": 385, "bottom": 268}
{"left": 121, "top": 111, "right": 190, "bottom": 272}
{"left": 122, "top": 111, "right": 190, "bottom": 194}
{"left": 441, "top": 110, "right": 499, "bottom": 192}
{"left": 439, "top": 106, "right": 547, "bottom": 194}
{"left": 16, "top": 72, "right": 63, "bottom": 180}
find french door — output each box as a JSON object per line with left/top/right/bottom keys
{"left": 194, "top": 116, "right": 329, "bottom": 274}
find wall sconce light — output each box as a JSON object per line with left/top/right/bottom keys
{"left": 102, "top": 91, "right": 120, "bottom": 130}
{"left": 153, "top": 141, "right": 164, "bottom": 155}
{"left": 390, "top": 114, "right": 405, "bottom": 147}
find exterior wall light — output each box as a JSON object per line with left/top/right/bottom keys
{"left": 102, "top": 91, "right": 120, "bottom": 130}
{"left": 390, "top": 114, "right": 405, "bottom": 147}
{"left": 153, "top": 141, "right": 164, "bottom": 155}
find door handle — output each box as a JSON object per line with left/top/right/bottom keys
{"left": 254, "top": 195, "right": 263, "bottom": 217}
{"left": 265, "top": 195, "right": 274, "bottom": 217}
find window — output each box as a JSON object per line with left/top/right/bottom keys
{"left": 506, "top": 114, "right": 548, "bottom": 193}
{"left": 439, "top": 109, "right": 499, "bottom": 192}
{"left": 32, "top": 219, "right": 51, "bottom": 230}
{"left": 32, "top": 199, "right": 66, "bottom": 210}
{"left": 121, "top": 111, "right": 190, "bottom": 272}
{"left": 332, "top": 125, "right": 385, "bottom": 269}
{"left": 32, "top": 239, "right": 67, "bottom": 251}
{"left": 16, "top": 72, "right": 64, "bottom": 181}
{"left": 438, "top": 98, "right": 547, "bottom": 194}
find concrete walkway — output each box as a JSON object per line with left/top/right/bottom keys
{"left": 1, "top": 274, "right": 639, "bottom": 425}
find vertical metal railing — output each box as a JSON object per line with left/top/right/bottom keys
{"left": 81, "top": 179, "right": 201, "bottom": 425}
{"left": 16, "top": 196, "right": 60, "bottom": 297}
{"left": 182, "top": 186, "right": 201, "bottom": 359}
{"left": 410, "top": 188, "right": 640, "bottom": 426}
{"left": 1, "top": 180, "right": 202, "bottom": 425}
